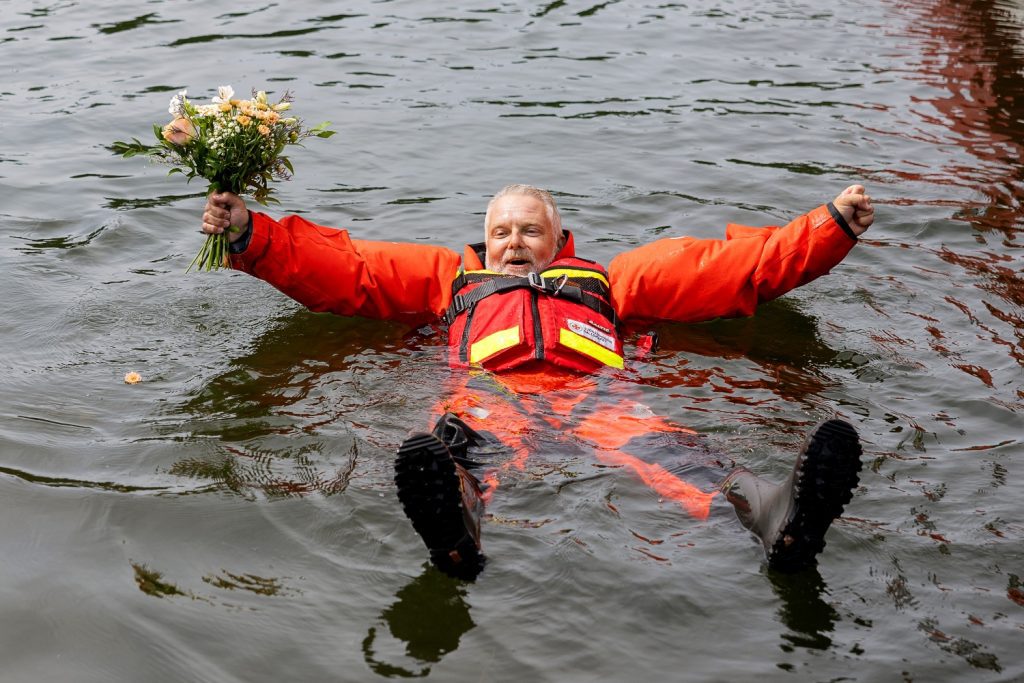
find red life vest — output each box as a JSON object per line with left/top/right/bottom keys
{"left": 444, "top": 256, "right": 624, "bottom": 373}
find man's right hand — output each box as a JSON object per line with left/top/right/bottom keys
{"left": 203, "top": 191, "right": 249, "bottom": 243}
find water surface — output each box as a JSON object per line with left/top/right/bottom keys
{"left": 1, "top": 1, "right": 1022, "bottom": 680}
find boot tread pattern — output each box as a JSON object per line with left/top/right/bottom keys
{"left": 394, "top": 433, "right": 483, "bottom": 579}
{"left": 769, "top": 419, "right": 863, "bottom": 573}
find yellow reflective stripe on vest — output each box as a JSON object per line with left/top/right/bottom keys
{"left": 464, "top": 268, "right": 608, "bottom": 285}
{"left": 558, "top": 328, "right": 624, "bottom": 369}
{"left": 470, "top": 325, "right": 521, "bottom": 364}
{"left": 541, "top": 268, "right": 610, "bottom": 288}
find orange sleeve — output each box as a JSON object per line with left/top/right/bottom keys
{"left": 228, "top": 212, "right": 461, "bottom": 325}
{"left": 608, "top": 204, "right": 857, "bottom": 324}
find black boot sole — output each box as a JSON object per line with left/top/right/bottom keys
{"left": 394, "top": 433, "right": 484, "bottom": 580}
{"left": 768, "top": 419, "right": 863, "bottom": 573}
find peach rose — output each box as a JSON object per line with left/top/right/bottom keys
{"left": 161, "top": 117, "right": 196, "bottom": 146}
{"left": 124, "top": 371, "right": 142, "bottom": 384}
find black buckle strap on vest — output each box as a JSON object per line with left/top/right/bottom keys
{"left": 449, "top": 270, "right": 497, "bottom": 295}
{"left": 444, "top": 271, "right": 620, "bottom": 329}
{"left": 558, "top": 283, "right": 621, "bottom": 329}
{"left": 528, "top": 271, "right": 568, "bottom": 295}
{"left": 529, "top": 272, "right": 620, "bottom": 328}
{"left": 444, "top": 276, "right": 527, "bottom": 325}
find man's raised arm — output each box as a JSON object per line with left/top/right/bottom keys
{"left": 202, "top": 192, "right": 462, "bottom": 325}
{"left": 608, "top": 185, "right": 874, "bottom": 324}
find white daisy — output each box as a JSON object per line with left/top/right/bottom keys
{"left": 212, "top": 85, "right": 235, "bottom": 104}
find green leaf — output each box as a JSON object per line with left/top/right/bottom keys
{"left": 309, "top": 121, "right": 336, "bottom": 138}
{"left": 110, "top": 138, "right": 157, "bottom": 157}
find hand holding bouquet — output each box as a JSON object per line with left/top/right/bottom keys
{"left": 113, "top": 86, "right": 334, "bottom": 272}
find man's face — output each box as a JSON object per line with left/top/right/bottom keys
{"left": 484, "top": 194, "right": 562, "bottom": 276}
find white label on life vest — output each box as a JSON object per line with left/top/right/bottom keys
{"left": 567, "top": 319, "right": 616, "bottom": 351}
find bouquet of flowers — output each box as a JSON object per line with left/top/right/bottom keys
{"left": 112, "top": 86, "right": 334, "bottom": 272}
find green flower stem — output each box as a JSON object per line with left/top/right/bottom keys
{"left": 186, "top": 240, "right": 205, "bottom": 274}
{"left": 185, "top": 231, "right": 235, "bottom": 273}
{"left": 207, "top": 234, "right": 218, "bottom": 271}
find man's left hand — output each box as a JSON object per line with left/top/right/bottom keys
{"left": 833, "top": 184, "right": 874, "bottom": 236}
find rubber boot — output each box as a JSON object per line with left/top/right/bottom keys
{"left": 429, "top": 413, "right": 491, "bottom": 470}
{"left": 395, "top": 418, "right": 487, "bottom": 581}
{"left": 722, "top": 419, "right": 863, "bottom": 573}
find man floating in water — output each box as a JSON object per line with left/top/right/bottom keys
{"left": 201, "top": 183, "right": 875, "bottom": 579}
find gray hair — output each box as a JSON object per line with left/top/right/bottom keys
{"left": 485, "top": 184, "right": 562, "bottom": 232}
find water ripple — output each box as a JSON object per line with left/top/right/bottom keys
{"left": 167, "top": 26, "right": 337, "bottom": 48}
{"left": 93, "top": 13, "right": 179, "bottom": 35}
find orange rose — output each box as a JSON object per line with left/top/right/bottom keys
{"left": 162, "top": 117, "right": 196, "bottom": 146}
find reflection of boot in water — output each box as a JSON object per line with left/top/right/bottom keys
{"left": 768, "top": 567, "right": 840, "bottom": 651}
{"left": 362, "top": 565, "right": 476, "bottom": 677}
{"left": 395, "top": 413, "right": 488, "bottom": 580}
{"left": 722, "top": 419, "right": 862, "bottom": 573}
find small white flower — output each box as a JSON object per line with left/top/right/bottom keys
{"left": 212, "top": 85, "right": 235, "bottom": 104}
{"left": 168, "top": 89, "right": 188, "bottom": 115}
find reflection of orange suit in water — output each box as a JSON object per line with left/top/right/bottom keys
{"left": 228, "top": 203, "right": 858, "bottom": 519}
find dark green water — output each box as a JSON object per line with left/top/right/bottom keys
{"left": 1, "top": 1, "right": 1022, "bottom": 680}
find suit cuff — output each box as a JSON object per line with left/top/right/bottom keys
{"left": 228, "top": 211, "right": 254, "bottom": 254}
{"left": 826, "top": 202, "right": 857, "bottom": 241}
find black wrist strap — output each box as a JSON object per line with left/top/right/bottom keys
{"left": 228, "top": 211, "right": 254, "bottom": 254}
{"left": 826, "top": 202, "right": 857, "bottom": 241}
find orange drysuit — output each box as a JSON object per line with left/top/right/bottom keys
{"left": 228, "top": 204, "right": 858, "bottom": 518}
